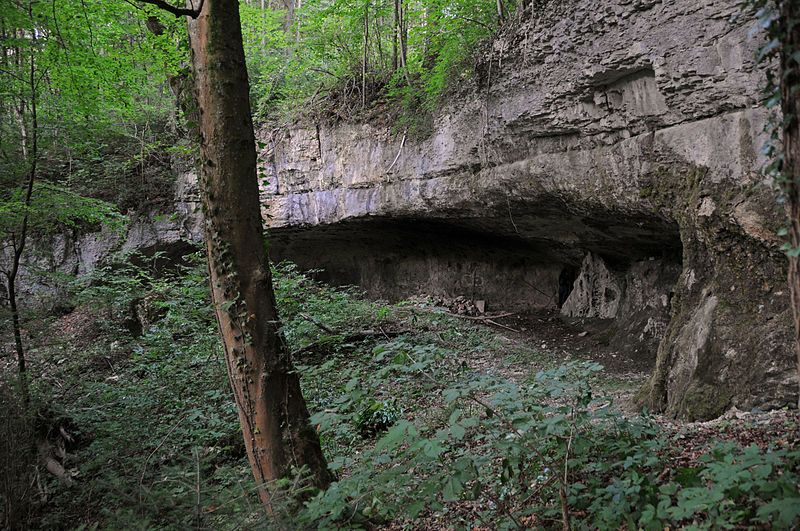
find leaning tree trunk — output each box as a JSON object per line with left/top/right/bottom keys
{"left": 186, "top": 0, "right": 332, "bottom": 508}
{"left": 780, "top": 0, "right": 800, "bottom": 406}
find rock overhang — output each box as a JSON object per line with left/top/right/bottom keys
{"left": 259, "top": 0, "right": 798, "bottom": 418}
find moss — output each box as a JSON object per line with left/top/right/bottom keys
{"left": 633, "top": 373, "right": 666, "bottom": 413}
{"left": 639, "top": 164, "right": 708, "bottom": 223}
{"left": 677, "top": 381, "right": 733, "bottom": 422}
{"left": 636, "top": 155, "right": 795, "bottom": 420}
{"left": 635, "top": 277, "right": 692, "bottom": 414}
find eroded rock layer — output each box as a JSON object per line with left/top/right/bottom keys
{"left": 262, "top": 0, "right": 798, "bottom": 418}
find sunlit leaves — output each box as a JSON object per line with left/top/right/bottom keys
{"left": 0, "top": 182, "right": 125, "bottom": 239}
{"left": 239, "top": 0, "right": 511, "bottom": 121}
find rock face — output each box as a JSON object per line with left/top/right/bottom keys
{"left": 0, "top": 172, "right": 203, "bottom": 310}
{"left": 562, "top": 253, "right": 624, "bottom": 320}
{"left": 560, "top": 252, "right": 680, "bottom": 374}
{"left": 262, "top": 0, "right": 798, "bottom": 418}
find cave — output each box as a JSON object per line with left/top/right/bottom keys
{"left": 269, "top": 206, "right": 683, "bottom": 315}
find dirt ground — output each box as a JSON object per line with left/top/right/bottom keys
{"left": 491, "top": 310, "right": 656, "bottom": 375}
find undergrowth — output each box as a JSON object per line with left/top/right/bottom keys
{"left": 4, "top": 250, "right": 799, "bottom": 529}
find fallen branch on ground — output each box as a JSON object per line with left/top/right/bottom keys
{"left": 299, "top": 312, "right": 336, "bottom": 334}
{"left": 292, "top": 330, "right": 409, "bottom": 357}
{"left": 445, "top": 311, "right": 516, "bottom": 321}
{"left": 484, "top": 319, "right": 520, "bottom": 333}
{"left": 440, "top": 311, "right": 521, "bottom": 332}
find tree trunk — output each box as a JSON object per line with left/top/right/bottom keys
{"left": 260, "top": 0, "right": 267, "bottom": 48}
{"left": 398, "top": 0, "right": 411, "bottom": 86}
{"left": 391, "top": 0, "right": 398, "bottom": 72}
{"left": 185, "top": 0, "right": 332, "bottom": 508}
{"left": 780, "top": 0, "right": 800, "bottom": 406}
{"left": 374, "top": 7, "right": 383, "bottom": 74}
{"left": 294, "top": 0, "right": 302, "bottom": 44}
{"left": 282, "top": 0, "right": 296, "bottom": 33}
{"left": 362, "top": 1, "right": 369, "bottom": 108}
{"left": 7, "top": 274, "right": 26, "bottom": 378}
{"left": 4, "top": 5, "right": 37, "bottom": 402}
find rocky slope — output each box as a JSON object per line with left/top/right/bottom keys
{"left": 261, "top": 0, "right": 798, "bottom": 419}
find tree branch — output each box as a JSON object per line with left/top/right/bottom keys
{"left": 137, "top": 0, "right": 204, "bottom": 18}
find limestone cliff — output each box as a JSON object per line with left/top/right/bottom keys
{"left": 0, "top": 172, "right": 203, "bottom": 309}
{"left": 261, "top": 0, "right": 798, "bottom": 419}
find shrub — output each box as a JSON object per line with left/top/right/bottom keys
{"left": 0, "top": 382, "right": 36, "bottom": 530}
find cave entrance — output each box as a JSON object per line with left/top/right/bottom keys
{"left": 270, "top": 219, "right": 566, "bottom": 311}
{"left": 269, "top": 211, "right": 683, "bottom": 317}
{"left": 268, "top": 211, "right": 684, "bottom": 372}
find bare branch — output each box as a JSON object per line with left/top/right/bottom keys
{"left": 137, "top": 0, "right": 204, "bottom": 18}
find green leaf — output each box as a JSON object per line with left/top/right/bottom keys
{"left": 406, "top": 501, "right": 426, "bottom": 518}
{"left": 423, "top": 440, "right": 445, "bottom": 459}
{"left": 442, "top": 477, "right": 463, "bottom": 502}
{"left": 442, "top": 387, "right": 462, "bottom": 403}
{"left": 450, "top": 423, "right": 466, "bottom": 440}
{"left": 375, "top": 420, "right": 410, "bottom": 452}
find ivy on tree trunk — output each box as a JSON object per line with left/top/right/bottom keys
{"left": 175, "top": 0, "right": 332, "bottom": 508}
{"left": 779, "top": 0, "right": 800, "bottom": 406}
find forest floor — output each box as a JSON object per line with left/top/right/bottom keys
{"left": 377, "top": 306, "right": 800, "bottom": 529}
{"left": 2, "top": 262, "right": 799, "bottom": 529}
{"left": 409, "top": 307, "right": 650, "bottom": 422}
{"left": 480, "top": 310, "right": 800, "bottom": 446}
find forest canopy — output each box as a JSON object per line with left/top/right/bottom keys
{"left": 1, "top": 0, "right": 514, "bottom": 168}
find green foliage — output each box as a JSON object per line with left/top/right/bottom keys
{"left": 298, "top": 328, "right": 800, "bottom": 529}
{"left": 0, "top": 182, "right": 125, "bottom": 240}
{"left": 749, "top": 0, "right": 800, "bottom": 255}
{"left": 396, "top": 0, "right": 502, "bottom": 108}
{"left": 240, "top": 0, "right": 514, "bottom": 125}
{"left": 0, "top": 180, "right": 124, "bottom": 324}
{"left": 653, "top": 444, "right": 800, "bottom": 529}
{"left": 62, "top": 132, "right": 189, "bottom": 211}
{"left": 240, "top": 4, "right": 291, "bottom": 119}
{"left": 301, "top": 350, "right": 643, "bottom": 527}
{"left": 0, "top": 0, "right": 184, "bottom": 152}
{"left": 303, "top": 354, "right": 800, "bottom": 528}
{"left": 0, "top": 381, "right": 37, "bottom": 529}
{"left": 27, "top": 258, "right": 800, "bottom": 529}
{"left": 0, "top": 0, "right": 186, "bottom": 214}
{"left": 42, "top": 250, "right": 251, "bottom": 529}
{"left": 38, "top": 255, "right": 397, "bottom": 528}
{"left": 355, "top": 399, "right": 401, "bottom": 437}
{"left": 273, "top": 262, "right": 387, "bottom": 348}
